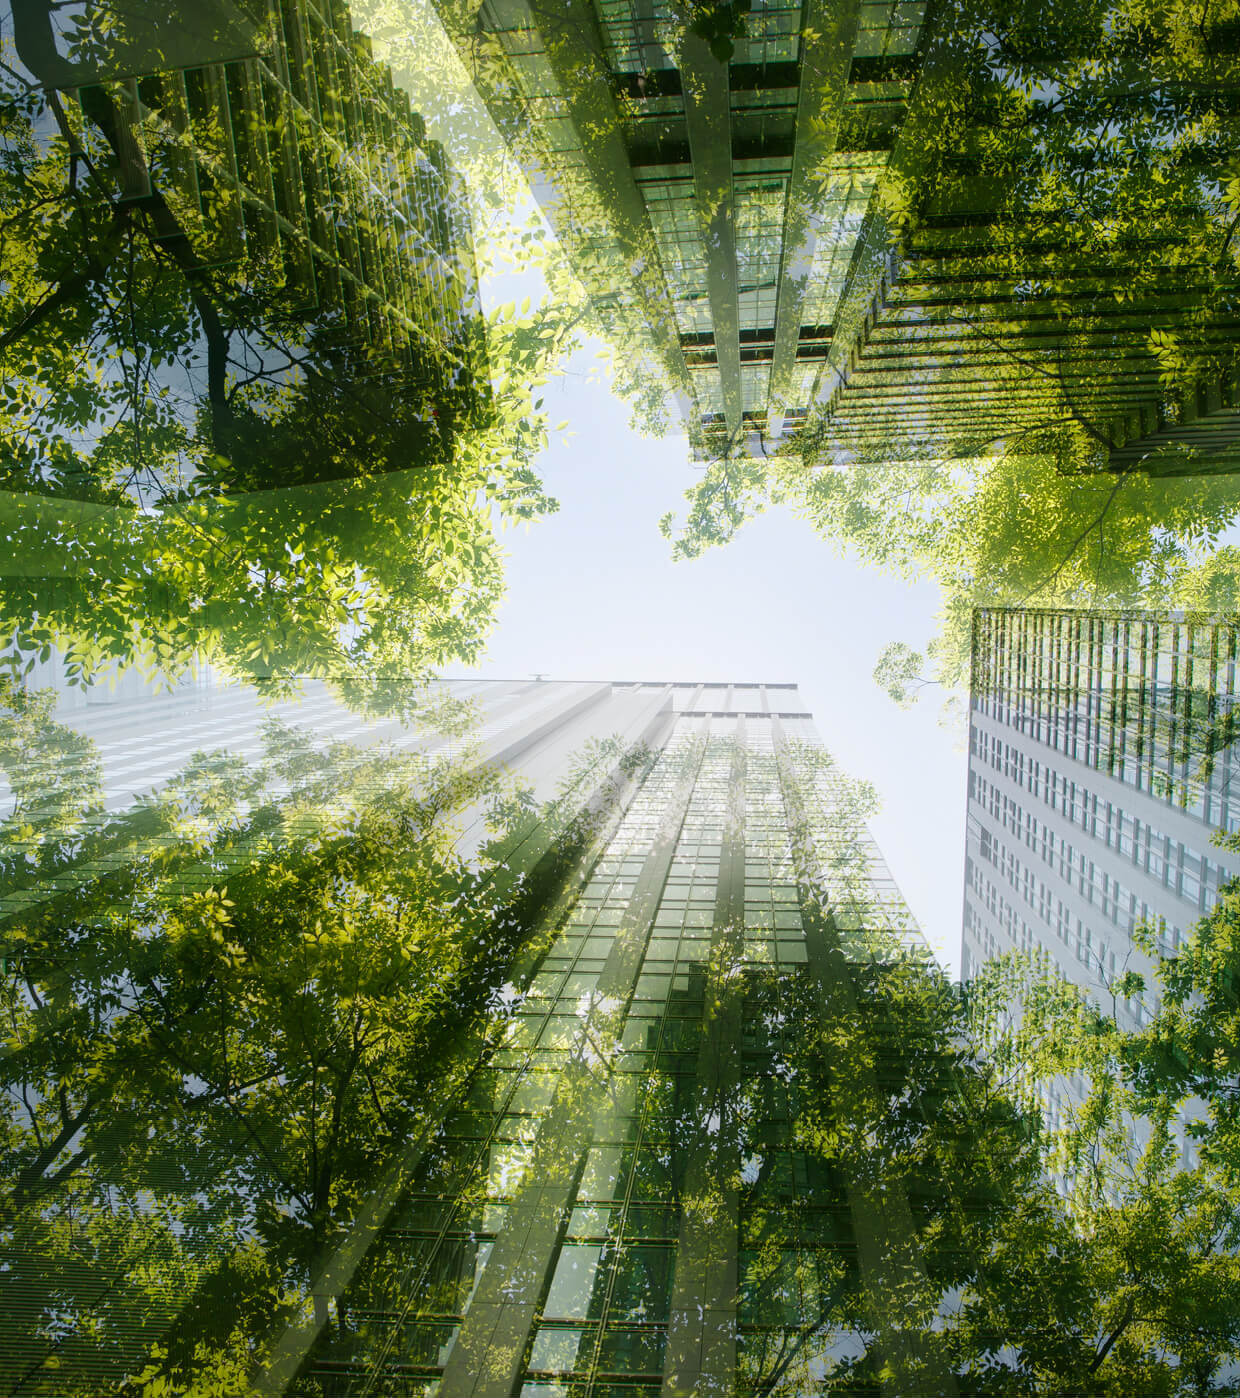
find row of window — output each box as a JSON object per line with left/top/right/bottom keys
{"left": 973, "top": 609, "right": 1240, "bottom": 829}
{"left": 307, "top": 725, "right": 916, "bottom": 1395}
{"left": 964, "top": 857, "right": 1158, "bottom": 1027}
{"left": 970, "top": 728, "right": 1229, "bottom": 914}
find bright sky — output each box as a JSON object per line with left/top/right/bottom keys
{"left": 356, "top": 0, "right": 971, "bottom": 973}
{"left": 463, "top": 338, "right": 969, "bottom": 975}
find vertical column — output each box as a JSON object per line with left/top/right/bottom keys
{"left": 768, "top": 0, "right": 863, "bottom": 424}
{"left": 679, "top": 35, "right": 742, "bottom": 439}
{"left": 661, "top": 724, "right": 745, "bottom": 1398}
{"left": 769, "top": 720, "right": 958, "bottom": 1398}
{"left": 437, "top": 731, "right": 709, "bottom": 1398}
{"left": 447, "top": 0, "right": 693, "bottom": 401}
{"left": 257, "top": 700, "right": 675, "bottom": 1398}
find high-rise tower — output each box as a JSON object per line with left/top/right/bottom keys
{"left": 430, "top": 0, "right": 1240, "bottom": 473}
{"left": 429, "top": 0, "right": 932, "bottom": 455}
{"left": 240, "top": 679, "right": 936, "bottom": 1396}
{"left": 962, "top": 607, "right": 1240, "bottom": 1022}
{"left": 10, "top": 0, "right": 491, "bottom": 470}
{"left": 4, "top": 677, "right": 957, "bottom": 1396}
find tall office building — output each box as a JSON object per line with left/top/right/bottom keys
{"left": 430, "top": 0, "right": 1239, "bottom": 472}
{"left": 962, "top": 607, "right": 1240, "bottom": 1036}
{"left": 812, "top": 219, "right": 1240, "bottom": 477}
{"left": 430, "top": 0, "right": 932, "bottom": 453}
{"left": 255, "top": 680, "right": 933, "bottom": 1396}
{"left": 14, "top": 0, "right": 490, "bottom": 445}
{"left": 752, "top": 17, "right": 1240, "bottom": 476}
{"left": 4, "top": 677, "right": 943, "bottom": 1396}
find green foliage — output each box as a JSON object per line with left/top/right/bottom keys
{"left": 658, "top": 450, "right": 772, "bottom": 562}
{"left": 740, "top": 926, "right": 1240, "bottom": 1395}
{"left": 0, "top": 32, "right": 577, "bottom": 706}
{"left": 665, "top": 447, "right": 1240, "bottom": 692}
{"left": 659, "top": 0, "right": 1240, "bottom": 701}
{"left": 888, "top": 0, "right": 1240, "bottom": 416}
{"left": 683, "top": 0, "right": 751, "bottom": 64}
{"left": 1122, "top": 841, "right": 1240, "bottom": 1162}
{"left": 0, "top": 686, "right": 642, "bottom": 1394}
{"left": 963, "top": 874, "right": 1240, "bottom": 1393}
{"left": 7, "top": 685, "right": 1240, "bottom": 1392}
{"left": 872, "top": 642, "right": 929, "bottom": 709}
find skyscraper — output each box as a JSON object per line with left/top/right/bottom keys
{"left": 429, "top": 0, "right": 933, "bottom": 454}
{"left": 13, "top": 0, "right": 490, "bottom": 456}
{"left": 429, "top": 0, "right": 1238, "bottom": 473}
{"left": 962, "top": 607, "right": 1240, "bottom": 1031}
{"left": 0, "top": 0, "right": 509, "bottom": 708}
{"left": 807, "top": 223, "right": 1240, "bottom": 476}
{"left": 4, "top": 677, "right": 952, "bottom": 1395}
{"left": 234, "top": 679, "right": 936, "bottom": 1396}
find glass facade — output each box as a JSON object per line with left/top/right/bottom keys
{"left": 159, "top": 0, "right": 485, "bottom": 384}
{"left": 958, "top": 607, "right": 1240, "bottom": 1175}
{"left": 257, "top": 688, "right": 933, "bottom": 1396}
{"left": 2, "top": 674, "right": 939, "bottom": 1395}
{"left": 808, "top": 70, "right": 1240, "bottom": 475}
{"left": 972, "top": 608, "right": 1240, "bottom": 832}
{"left": 432, "top": 0, "right": 928, "bottom": 450}
{"left": 963, "top": 607, "right": 1240, "bottom": 1024}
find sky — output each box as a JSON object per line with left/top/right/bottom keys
{"left": 460, "top": 336, "right": 969, "bottom": 975}
{"left": 357, "top": 0, "right": 971, "bottom": 973}
{"left": 18, "top": 0, "right": 973, "bottom": 978}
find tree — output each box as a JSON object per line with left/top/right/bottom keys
{"left": 807, "top": 0, "right": 1240, "bottom": 468}
{"left": 739, "top": 921, "right": 1240, "bottom": 1395}
{"left": 0, "top": 9, "right": 579, "bottom": 706}
{"left": 664, "top": 445, "right": 1240, "bottom": 694}
{"left": 0, "top": 682, "right": 654, "bottom": 1395}
{"left": 963, "top": 867, "right": 1240, "bottom": 1394}
{"left": 659, "top": 0, "right": 1240, "bottom": 699}
{"left": 1116, "top": 836, "right": 1240, "bottom": 1167}
{"left": 872, "top": 642, "right": 938, "bottom": 709}
{"left": 720, "top": 905, "right": 1240, "bottom": 1395}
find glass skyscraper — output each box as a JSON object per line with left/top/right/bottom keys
{"left": 3, "top": 677, "right": 943, "bottom": 1395}
{"left": 429, "top": 0, "right": 931, "bottom": 454}
{"left": 426, "top": 0, "right": 1239, "bottom": 474}
{"left": 231, "top": 679, "right": 933, "bottom": 1396}
{"left": 12, "top": 0, "right": 489, "bottom": 442}
{"left": 962, "top": 606, "right": 1240, "bottom": 1160}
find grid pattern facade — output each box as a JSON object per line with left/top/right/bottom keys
{"left": 972, "top": 608, "right": 1240, "bottom": 831}
{"left": 2, "top": 676, "right": 933, "bottom": 1394}
{"left": 803, "top": 50, "right": 1240, "bottom": 476}
{"left": 280, "top": 689, "right": 929, "bottom": 1396}
{"left": 962, "top": 608, "right": 1240, "bottom": 1029}
{"left": 434, "top": 0, "right": 929, "bottom": 450}
{"left": 52, "top": 0, "right": 487, "bottom": 403}
{"left": 814, "top": 247, "right": 1240, "bottom": 473}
